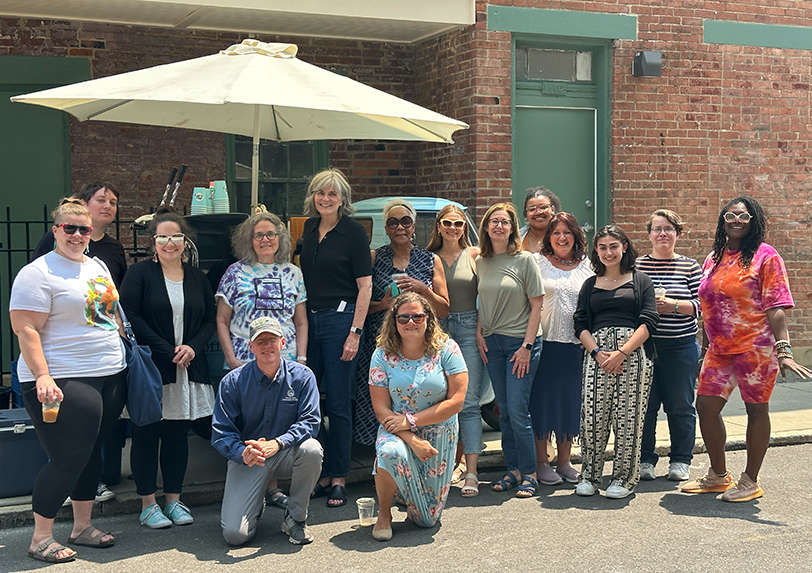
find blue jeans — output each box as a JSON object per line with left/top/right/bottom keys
{"left": 307, "top": 306, "right": 358, "bottom": 478}
{"left": 440, "top": 310, "right": 492, "bottom": 455}
{"left": 641, "top": 336, "right": 700, "bottom": 466}
{"left": 484, "top": 334, "right": 542, "bottom": 475}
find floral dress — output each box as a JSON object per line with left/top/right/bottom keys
{"left": 216, "top": 260, "right": 307, "bottom": 362}
{"left": 370, "top": 338, "right": 466, "bottom": 528}
{"left": 354, "top": 244, "right": 435, "bottom": 445}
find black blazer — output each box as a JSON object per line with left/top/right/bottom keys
{"left": 120, "top": 259, "right": 216, "bottom": 385}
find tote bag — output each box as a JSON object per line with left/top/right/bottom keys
{"left": 119, "top": 305, "right": 163, "bottom": 426}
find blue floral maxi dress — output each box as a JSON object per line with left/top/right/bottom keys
{"left": 370, "top": 339, "right": 466, "bottom": 527}
{"left": 354, "top": 245, "right": 435, "bottom": 445}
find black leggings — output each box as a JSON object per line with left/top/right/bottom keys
{"left": 22, "top": 370, "right": 128, "bottom": 519}
{"left": 130, "top": 419, "right": 192, "bottom": 496}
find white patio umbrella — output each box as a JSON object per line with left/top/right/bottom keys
{"left": 12, "top": 40, "right": 468, "bottom": 205}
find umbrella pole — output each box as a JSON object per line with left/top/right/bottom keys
{"left": 251, "top": 105, "right": 260, "bottom": 208}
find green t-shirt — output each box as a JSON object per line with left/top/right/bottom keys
{"left": 476, "top": 251, "right": 545, "bottom": 338}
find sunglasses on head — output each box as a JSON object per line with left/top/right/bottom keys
{"left": 440, "top": 219, "right": 465, "bottom": 229}
{"left": 723, "top": 212, "right": 751, "bottom": 223}
{"left": 154, "top": 233, "right": 186, "bottom": 246}
{"left": 57, "top": 223, "right": 93, "bottom": 236}
{"left": 386, "top": 216, "right": 414, "bottom": 230}
{"left": 396, "top": 313, "right": 427, "bottom": 325}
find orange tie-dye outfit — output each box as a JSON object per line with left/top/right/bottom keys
{"left": 697, "top": 243, "right": 793, "bottom": 403}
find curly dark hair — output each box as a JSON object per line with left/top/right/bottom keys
{"left": 590, "top": 224, "right": 638, "bottom": 276}
{"left": 710, "top": 194, "right": 766, "bottom": 270}
{"left": 541, "top": 212, "right": 588, "bottom": 262}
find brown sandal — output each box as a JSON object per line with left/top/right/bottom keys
{"left": 67, "top": 526, "right": 115, "bottom": 548}
{"left": 28, "top": 537, "right": 76, "bottom": 563}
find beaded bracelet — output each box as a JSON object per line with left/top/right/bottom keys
{"left": 774, "top": 339, "right": 791, "bottom": 350}
{"left": 777, "top": 353, "right": 793, "bottom": 360}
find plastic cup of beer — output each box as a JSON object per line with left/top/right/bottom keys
{"left": 356, "top": 497, "right": 376, "bottom": 527}
{"left": 42, "top": 397, "right": 61, "bottom": 423}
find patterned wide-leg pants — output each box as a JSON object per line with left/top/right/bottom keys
{"left": 580, "top": 327, "right": 654, "bottom": 490}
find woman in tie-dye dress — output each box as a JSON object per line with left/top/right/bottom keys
{"left": 368, "top": 292, "right": 467, "bottom": 541}
{"left": 682, "top": 195, "right": 810, "bottom": 502}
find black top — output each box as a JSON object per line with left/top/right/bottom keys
{"left": 573, "top": 270, "right": 660, "bottom": 359}
{"left": 299, "top": 215, "right": 372, "bottom": 311}
{"left": 33, "top": 231, "right": 128, "bottom": 288}
{"left": 588, "top": 282, "right": 638, "bottom": 331}
{"left": 119, "top": 259, "right": 216, "bottom": 385}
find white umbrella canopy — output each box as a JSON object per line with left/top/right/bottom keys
{"left": 12, "top": 40, "right": 468, "bottom": 205}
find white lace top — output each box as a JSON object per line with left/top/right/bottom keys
{"left": 534, "top": 254, "right": 594, "bottom": 344}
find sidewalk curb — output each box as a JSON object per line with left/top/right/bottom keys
{"left": 3, "top": 433, "right": 811, "bottom": 530}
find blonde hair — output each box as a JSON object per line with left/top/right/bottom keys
{"left": 51, "top": 197, "right": 90, "bottom": 225}
{"left": 478, "top": 203, "right": 522, "bottom": 257}
{"left": 303, "top": 168, "right": 356, "bottom": 217}
{"left": 426, "top": 204, "right": 470, "bottom": 252}
{"left": 376, "top": 292, "right": 448, "bottom": 357}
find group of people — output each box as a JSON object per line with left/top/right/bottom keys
{"left": 9, "top": 167, "right": 810, "bottom": 562}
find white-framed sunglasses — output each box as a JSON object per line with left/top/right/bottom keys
{"left": 154, "top": 233, "right": 185, "bottom": 246}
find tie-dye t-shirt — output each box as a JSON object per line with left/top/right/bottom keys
{"left": 698, "top": 243, "right": 793, "bottom": 355}
{"left": 216, "top": 260, "right": 307, "bottom": 362}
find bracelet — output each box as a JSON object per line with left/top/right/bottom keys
{"left": 274, "top": 438, "right": 284, "bottom": 450}
{"left": 674, "top": 299, "right": 679, "bottom": 313}
{"left": 774, "top": 339, "right": 791, "bottom": 350}
{"left": 618, "top": 348, "right": 629, "bottom": 357}
{"left": 777, "top": 352, "right": 793, "bottom": 360}
{"left": 296, "top": 355, "right": 307, "bottom": 363}
{"left": 405, "top": 412, "right": 418, "bottom": 433}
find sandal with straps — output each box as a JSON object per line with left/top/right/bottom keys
{"left": 516, "top": 475, "right": 538, "bottom": 498}
{"left": 491, "top": 472, "right": 519, "bottom": 492}
{"left": 460, "top": 473, "right": 479, "bottom": 498}
{"left": 28, "top": 538, "right": 76, "bottom": 563}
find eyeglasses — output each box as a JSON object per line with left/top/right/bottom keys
{"left": 526, "top": 204, "right": 552, "bottom": 214}
{"left": 439, "top": 219, "right": 465, "bottom": 229}
{"left": 488, "top": 219, "right": 512, "bottom": 228}
{"left": 724, "top": 212, "right": 752, "bottom": 223}
{"left": 154, "top": 233, "right": 185, "bottom": 246}
{"left": 386, "top": 216, "right": 414, "bottom": 230}
{"left": 395, "top": 313, "right": 427, "bottom": 325}
{"left": 651, "top": 227, "right": 677, "bottom": 235}
{"left": 253, "top": 231, "right": 280, "bottom": 241}
{"left": 57, "top": 224, "right": 93, "bottom": 236}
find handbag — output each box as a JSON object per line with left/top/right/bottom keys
{"left": 119, "top": 305, "right": 164, "bottom": 426}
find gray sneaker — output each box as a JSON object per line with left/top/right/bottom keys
{"left": 640, "top": 462, "right": 656, "bottom": 481}
{"left": 667, "top": 462, "right": 690, "bottom": 481}
{"left": 281, "top": 511, "right": 314, "bottom": 545}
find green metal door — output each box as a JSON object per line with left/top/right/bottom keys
{"left": 515, "top": 105, "right": 596, "bottom": 235}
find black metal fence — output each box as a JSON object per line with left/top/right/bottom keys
{"left": 0, "top": 205, "right": 151, "bottom": 375}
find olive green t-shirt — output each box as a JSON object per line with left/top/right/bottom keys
{"left": 476, "top": 251, "right": 545, "bottom": 338}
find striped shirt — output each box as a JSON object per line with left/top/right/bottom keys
{"left": 636, "top": 254, "right": 702, "bottom": 339}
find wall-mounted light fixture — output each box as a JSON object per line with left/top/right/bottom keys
{"left": 633, "top": 51, "right": 661, "bottom": 77}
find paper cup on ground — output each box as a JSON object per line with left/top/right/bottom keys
{"left": 356, "top": 497, "right": 376, "bottom": 527}
{"left": 42, "top": 398, "right": 61, "bottom": 423}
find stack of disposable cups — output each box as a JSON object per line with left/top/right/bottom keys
{"left": 191, "top": 187, "right": 213, "bottom": 215}
{"left": 212, "top": 180, "right": 230, "bottom": 213}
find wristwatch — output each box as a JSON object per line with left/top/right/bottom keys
{"left": 350, "top": 326, "right": 363, "bottom": 336}
{"left": 523, "top": 342, "right": 533, "bottom": 351}
{"left": 591, "top": 348, "right": 601, "bottom": 360}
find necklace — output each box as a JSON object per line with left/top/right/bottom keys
{"left": 601, "top": 275, "right": 623, "bottom": 282}
{"left": 552, "top": 254, "right": 576, "bottom": 266}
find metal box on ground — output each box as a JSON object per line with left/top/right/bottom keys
{"left": 0, "top": 408, "right": 48, "bottom": 498}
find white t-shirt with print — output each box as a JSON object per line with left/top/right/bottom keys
{"left": 10, "top": 251, "right": 126, "bottom": 382}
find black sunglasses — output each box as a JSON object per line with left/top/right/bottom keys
{"left": 396, "top": 313, "right": 427, "bottom": 325}
{"left": 386, "top": 216, "right": 414, "bottom": 230}
{"left": 57, "top": 223, "right": 93, "bottom": 236}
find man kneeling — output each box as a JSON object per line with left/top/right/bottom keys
{"left": 212, "top": 317, "right": 322, "bottom": 545}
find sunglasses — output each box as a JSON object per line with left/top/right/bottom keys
{"left": 386, "top": 216, "right": 414, "bottom": 230}
{"left": 154, "top": 233, "right": 186, "bottom": 246}
{"left": 57, "top": 224, "right": 93, "bottom": 236}
{"left": 723, "top": 212, "right": 752, "bottom": 223}
{"left": 440, "top": 219, "right": 465, "bottom": 229}
{"left": 253, "top": 231, "right": 279, "bottom": 241}
{"left": 395, "top": 313, "right": 427, "bottom": 325}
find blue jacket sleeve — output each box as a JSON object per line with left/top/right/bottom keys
{"left": 276, "top": 364, "right": 321, "bottom": 449}
{"left": 211, "top": 370, "right": 247, "bottom": 463}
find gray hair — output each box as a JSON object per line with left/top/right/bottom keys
{"left": 382, "top": 198, "right": 416, "bottom": 223}
{"left": 302, "top": 168, "right": 356, "bottom": 217}
{"left": 231, "top": 211, "right": 291, "bottom": 265}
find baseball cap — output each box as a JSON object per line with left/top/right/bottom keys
{"left": 249, "top": 317, "right": 283, "bottom": 341}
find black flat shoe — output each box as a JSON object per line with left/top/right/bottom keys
{"left": 311, "top": 482, "right": 330, "bottom": 499}
{"left": 327, "top": 485, "right": 348, "bottom": 508}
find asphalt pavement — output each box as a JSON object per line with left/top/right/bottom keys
{"left": 2, "top": 444, "right": 811, "bottom": 573}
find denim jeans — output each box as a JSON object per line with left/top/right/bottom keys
{"left": 641, "top": 336, "right": 700, "bottom": 466}
{"left": 484, "top": 333, "right": 542, "bottom": 475}
{"left": 440, "top": 310, "right": 492, "bottom": 455}
{"left": 307, "top": 305, "right": 358, "bottom": 478}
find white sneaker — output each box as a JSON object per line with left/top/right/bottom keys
{"left": 640, "top": 462, "right": 656, "bottom": 481}
{"left": 604, "top": 480, "right": 633, "bottom": 499}
{"left": 668, "top": 462, "right": 690, "bottom": 481}
{"left": 575, "top": 480, "right": 596, "bottom": 496}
